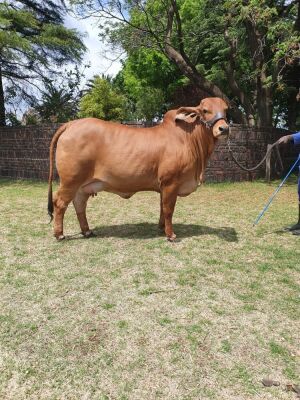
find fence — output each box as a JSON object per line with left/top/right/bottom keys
{"left": 0, "top": 122, "right": 296, "bottom": 182}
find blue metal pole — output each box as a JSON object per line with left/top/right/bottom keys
{"left": 253, "top": 155, "right": 300, "bottom": 226}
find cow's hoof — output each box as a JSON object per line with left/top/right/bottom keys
{"left": 82, "top": 230, "right": 95, "bottom": 238}
{"left": 167, "top": 234, "right": 177, "bottom": 242}
{"left": 56, "top": 234, "right": 65, "bottom": 241}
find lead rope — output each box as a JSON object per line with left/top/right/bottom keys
{"left": 226, "top": 129, "right": 280, "bottom": 172}
{"left": 253, "top": 155, "right": 300, "bottom": 226}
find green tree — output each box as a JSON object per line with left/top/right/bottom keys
{"left": 78, "top": 76, "right": 125, "bottom": 121}
{"left": 113, "top": 49, "right": 182, "bottom": 120}
{"left": 72, "top": 0, "right": 300, "bottom": 128}
{"left": 135, "top": 87, "right": 165, "bottom": 121}
{"left": 0, "top": 0, "right": 86, "bottom": 125}
{"left": 31, "top": 68, "right": 84, "bottom": 123}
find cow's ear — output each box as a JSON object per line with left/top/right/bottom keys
{"left": 175, "top": 107, "right": 199, "bottom": 123}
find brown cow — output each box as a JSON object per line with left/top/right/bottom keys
{"left": 48, "top": 97, "right": 229, "bottom": 241}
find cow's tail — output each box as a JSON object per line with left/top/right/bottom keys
{"left": 48, "top": 123, "right": 69, "bottom": 222}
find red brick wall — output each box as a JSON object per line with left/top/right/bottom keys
{"left": 0, "top": 123, "right": 295, "bottom": 182}
{"left": 0, "top": 123, "right": 61, "bottom": 180}
{"left": 206, "top": 124, "right": 295, "bottom": 182}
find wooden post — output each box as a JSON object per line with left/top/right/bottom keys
{"left": 275, "top": 144, "right": 284, "bottom": 175}
{"left": 265, "top": 144, "right": 272, "bottom": 183}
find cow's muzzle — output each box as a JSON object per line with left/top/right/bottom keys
{"left": 218, "top": 124, "right": 229, "bottom": 136}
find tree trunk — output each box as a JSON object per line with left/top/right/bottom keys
{"left": 164, "top": 44, "right": 248, "bottom": 124}
{"left": 287, "top": 0, "right": 300, "bottom": 130}
{"left": 256, "top": 83, "right": 273, "bottom": 127}
{"left": 243, "top": 15, "right": 274, "bottom": 127}
{"left": 163, "top": 2, "right": 248, "bottom": 124}
{"left": 223, "top": 25, "right": 255, "bottom": 126}
{"left": 287, "top": 89, "right": 300, "bottom": 130}
{"left": 0, "top": 65, "right": 6, "bottom": 126}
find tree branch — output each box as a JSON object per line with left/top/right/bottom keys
{"left": 223, "top": 26, "right": 255, "bottom": 125}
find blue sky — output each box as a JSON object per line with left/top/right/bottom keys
{"left": 64, "top": 13, "right": 122, "bottom": 79}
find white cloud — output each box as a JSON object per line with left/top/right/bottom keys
{"left": 64, "top": 13, "right": 123, "bottom": 80}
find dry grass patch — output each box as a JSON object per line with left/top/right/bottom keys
{"left": 0, "top": 178, "right": 299, "bottom": 400}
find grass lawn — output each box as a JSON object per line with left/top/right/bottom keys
{"left": 0, "top": 178, "right": 299, "bottom": 400}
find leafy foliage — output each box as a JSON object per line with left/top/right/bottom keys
{"left": 0, "top": 0, "right": 86, "bottom": 125}
{"left": 72, "top": 0, "right": 300, "bottom": 128}
{"left": 113, "top": 49, "right": 183, "bottom": 120}
{"left": 78, "top": 76, "right": 126, "bottom": 121}
{"left": 26, "top": 68, "right": 85, "bottom": 123}
{"left": 135, "top": 87, "right": 165, "bottom": 120}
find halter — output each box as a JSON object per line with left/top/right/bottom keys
{"left": 200, "top": 111, "right": 228, "bottom": 128}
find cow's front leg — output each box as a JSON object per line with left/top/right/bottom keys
{"left": 158, "top": 192, "right": 165, "bottom": 230}
{"left": 161, "top": 185, "right": 178, "bottom": 241}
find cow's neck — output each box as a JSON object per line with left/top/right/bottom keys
{"left": 189, "top": 126, "right": 216, "bottom": 183}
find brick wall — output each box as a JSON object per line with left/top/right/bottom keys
{"left": 0, "top": 123, "right": 296, "bottom": 182}
{"left": 206, "top": 124, "right": 296, "bottom": 182}
{"left": 0, "top": 123, "right": 61, "bottom": 180}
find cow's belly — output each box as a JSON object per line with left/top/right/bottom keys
{"left": 81, "top": 174, "right": 159, "bottom": 198}
{"left": 177, "top": 179, "right": 199, "bottom": 197}
{"left": 82, "top": 174, "right": 198, "bottom": 197}
{"left": 94, "top": 161, "right": 159, "bottom": 189}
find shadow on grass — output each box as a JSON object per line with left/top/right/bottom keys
{"left": 86, "top": 223, "right": 238, "bottom": 242}
{"left": 273, "top": 227, "right": 300, "bottom": 236}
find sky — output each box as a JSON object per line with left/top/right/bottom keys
{"left": 64, "top": 12, "right": 123, "bottom": 80}
{"left": 11, "top": 11, "right": 123, "bottom": 118}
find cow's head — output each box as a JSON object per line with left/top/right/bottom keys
{"left": 175, "top": 97, "right": 229, "bottom": 138}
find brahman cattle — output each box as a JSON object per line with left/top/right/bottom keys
{"left": 48, "top": 97, "right": 229, "bottom": 241}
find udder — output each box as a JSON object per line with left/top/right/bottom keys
{"left": 81, "top": 179, "right": 135, "bottom": 199}
{"left": 82, "top": 180, "right": 104, "bottom": 195}
{"left": 177, "top": 179, "right": 198, "bottom": 197}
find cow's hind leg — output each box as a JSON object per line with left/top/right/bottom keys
{"left": 73, "top": 190, "right": 94, "bottom": 238}
{"left": 53, "top": 185, "right": 78, "bottom": 240}
{"left": 161, "top": 184, "right": 178, "bottom": 241}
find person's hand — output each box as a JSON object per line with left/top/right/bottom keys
{"left": 277, "top": 135, "right": 293, "bottom": 145}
